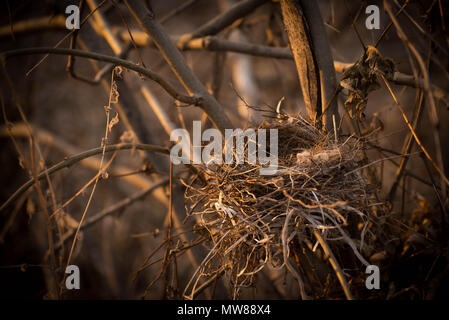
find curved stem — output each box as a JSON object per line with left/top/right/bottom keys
{"left": 1, "top": 47, "right": 199, "bottom": 106}
{"left": 0, "top": 143, "right": 169, "bottom": 213}
{"left": 55, "top": 178, "right": 169, "bottom": 249}
{"left": 313, "top": 229, "right": 354, "bottom": 300}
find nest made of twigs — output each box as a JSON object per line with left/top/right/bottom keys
{"left": 183, "top": 116, "right": 381, "bottom": 298}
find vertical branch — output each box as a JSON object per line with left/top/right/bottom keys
{"left": 298, "top": 0, "right": 340, "bottom": 131}
{"left": 280, "top": 0, "right": 339, "bottom": 131}
{"left": 124, "top": 0, "right": 234, "bottom": 133}
{"left": 280, "top": 0, "right": 320, "bottom": 125}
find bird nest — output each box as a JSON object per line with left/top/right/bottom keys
{"left": 183, "top": 116, "right": 380, "bottom": 298}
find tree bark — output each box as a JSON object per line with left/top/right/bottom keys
{"left": 298, "top": 0, "right": 339, "bottom": 131}
{"left": 280, "top": 0, "right": 319, "bottom": 124}
{"left": 280, "top": 0, "right": 339, "bottom": 131}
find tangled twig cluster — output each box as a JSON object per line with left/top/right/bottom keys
{"left": 183, "top": 116, "right": 382, "bottom": 298}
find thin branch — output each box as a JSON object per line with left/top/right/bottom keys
{"left": 178, "top": 0, "right": 268, "bottom": 46}
{"left": 1, "top": 47, "right": 199, "bottom": 106}
{"left": 2, "top": 17, "right": 447, "bottom": 108}
{"left": 1, "top": 57, "right": 61, "bottom": 298}
{"left": 55, "top": 178, "right": 169, "bottom": 249}
{"left": 282, "top": 209, "right": 308, "bottom": 300}
{"left": 0, "top": 122, "right": 167, "bottom": 196}
{"left": 380, "top": 74, "right": 449, "bottom": 188}
{"left": 87, "top": 0, "right": 123, "bottom": 55}
{"left": 74, "top": 37, "right": 170, "bottom": 178}
{"left": 25, "top": 0, "right": 107, "bottom": 77}
{"left": 159, "top": 0, "right": 199, "bottom": 24}
{"left": 374, "top": 0, "right": 409, "bottom": 48}
{"left": 0, "top": 143, "right": 169, "bottom": 213}
{"left": 62, "top": 68, "right": 122, "bottom": 283}
{"left": 421, "top": 154, "right": 448, "bottom": 227}
{"left": 384, "top": 0, "right": 446, "bottom": 194}
{"left": 312, "top": 229, "right": 354, "bottom": 300}
{"left": 343, "top": 0, "right": 366, "bottom": 51}
{"left": 189, "top": 271, "right": 225, "bottom": 300}
{"left": 392, "top": 0, "right": 449, "bottom": 57}
{"left": 364, "top": 140, "right": 437, "bottom": 188}
{"left": 0, "top": 15, "right": 66, "bottom": 38}
{"left": 388, "top": 90, "right": 424, "bottom": 202}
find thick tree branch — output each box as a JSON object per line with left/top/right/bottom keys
{"left": 298, "top": 0, "right": 340, "bottom": 131}
{"left": 280, "top": 0, "right": 320, "bottom": 124}
{"left": 124, "top": 0, "right": 234, "bottom": 133}
{"left": 182, "top": 36, "right": 288, "bottom": 58}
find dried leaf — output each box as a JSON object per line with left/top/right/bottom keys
{"left": 340, "top": 46, "right": 395, "bottom": 119}
{"left": 108, "top": 112, "right": 119, "bottom": 132}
